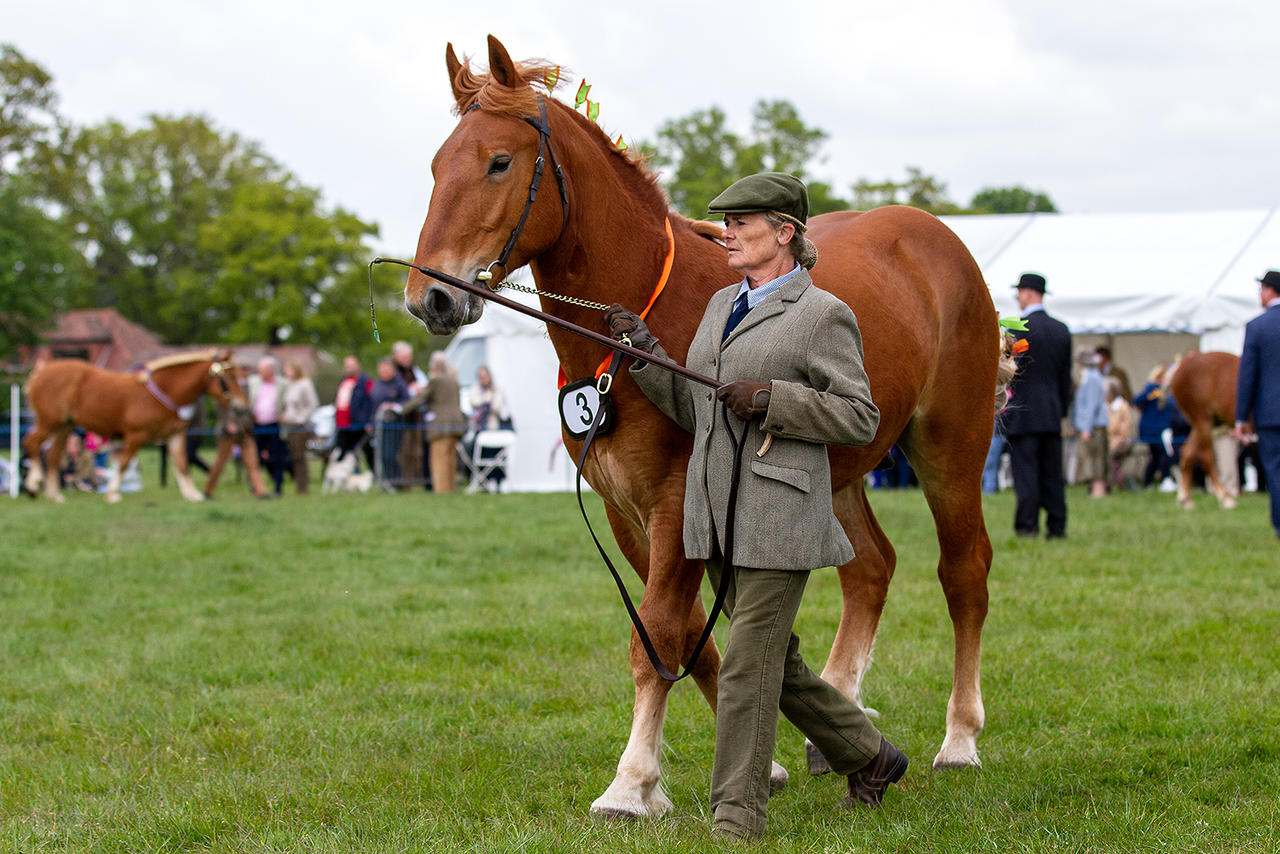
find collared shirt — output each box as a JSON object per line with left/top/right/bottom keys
{"left": 1022, "top": 304, "right": 1046, "bottom": 318}
{"left": 734, "top": 263, "right": 803, "bottom": 310}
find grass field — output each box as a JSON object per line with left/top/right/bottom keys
{"left": 1, "top": 474, "right": 1277, "bottom": 853}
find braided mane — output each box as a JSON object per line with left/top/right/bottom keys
{"left": 143, "top": 349, "right": 218, "bottom": 373}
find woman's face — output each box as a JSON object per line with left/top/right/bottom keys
{"left": 722, "top": 213, "right": 789, "bottom": 277}
{"left": 477, "top": 367, "right": 491, "bottom": 388}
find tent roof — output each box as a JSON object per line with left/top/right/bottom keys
{"left": 940, "top": 208, "right": 1277, "bottom": 335}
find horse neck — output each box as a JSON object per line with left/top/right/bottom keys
{"left": 529, "top": 108, "right": 735, "bottom": 380}
{"left": 151, "top": 361, "right": 212, "bottom": 405}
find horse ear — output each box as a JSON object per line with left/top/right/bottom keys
{"left": 446, "top": 42, "right": 465, "bottom": 105}
{"left": 486, "top": 34, "right": 519, "bottom": 89}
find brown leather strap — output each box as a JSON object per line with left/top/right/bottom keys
{"left": 574, "top": 350, "right": 747, "bottom": 682}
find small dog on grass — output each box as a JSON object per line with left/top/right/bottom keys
{"left": 322, "top": 450, "right": 372, "bottom": 494}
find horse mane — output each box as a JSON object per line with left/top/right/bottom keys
{"left": 142, "top": 349, "right": 218, "bottom": 373}
{"left": 450, "top": 54, "right": 560, "bottom": 118}
{"left": 451, "top": 53, "right": 671, "bottom": 219}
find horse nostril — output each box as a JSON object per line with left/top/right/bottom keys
{"left": 426, "top": 286, "right": 456, "bottom": 321}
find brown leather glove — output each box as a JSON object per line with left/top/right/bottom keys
{"left": 605, "top": 303, "right": 658, "bottom": 353}
{"left": 716, "top": 380, "right": 772, "bottom": 420}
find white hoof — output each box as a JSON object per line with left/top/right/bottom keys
{"left": 1222, "top": 496, "right": 1237, "bottom": 510}
{"left": 769, "top": 761, "right": 789, "bottom": 792}
{"left": 105, "top": 492, "right": 122, "bottom": 504}
{"left": 590, "top": 778, "right": 672, "bottom": 821}
{"left": 932, "top": 736, "right": 981, "bottom": 770}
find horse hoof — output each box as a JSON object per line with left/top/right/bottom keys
{"left": 590, "top": 806, "right": 644, "bottom": 823}
{"left": 770, "top": 761, "right": 789, "bottom": 792}
{"left": 1222, "top": 497, "right": 1237, "bottom": 510}
{"left": 932, "top": 745, "right": 982, "bottom": 770}
{"left": 105, "top": 492, "right": 122, "bottom": 504}
{"left": 807, "top": 740, "right": 832, "bottom": 776}
{"left": 47, "top": 492, "right": 66, "bottom": 504}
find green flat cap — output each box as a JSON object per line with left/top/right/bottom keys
{"left": 707, "top": 172, "right": 809, "bottom": 225}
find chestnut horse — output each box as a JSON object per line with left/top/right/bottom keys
{"left": 1168, "top": 350, "right": 1241, "bottom": 510}
{"left": 406, "top": 36, "right": 1012, "bottom": 819}
{"left": 23, "top": 349, "right": 243, "bottom": 504}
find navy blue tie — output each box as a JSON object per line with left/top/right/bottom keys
{"left": 722, "top": 292, "right": 750, "bottom": 342}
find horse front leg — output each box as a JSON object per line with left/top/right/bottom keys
{"left": 590, "top": 504, "right": 705, "bottom": 820}
{"left": 811, "top": 483, "right": 894, "bottom": 775}
{"left": 166, "top": 432, "right": 205, "bottom": 502}
{"left": 39, "top": 428, "right": 72, "bottom": 504}
{"left": 22, "top": 426, "right": 50, "bottom": 497}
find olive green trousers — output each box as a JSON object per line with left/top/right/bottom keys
{"left": 706, "top": 560, "right": 883, "bottom": 839}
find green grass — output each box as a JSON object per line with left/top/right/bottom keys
{"left": 1, "top": 476, "right": 1277, "bottom": 853}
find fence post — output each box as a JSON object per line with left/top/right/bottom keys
{"left": 9, "top": 384, "right": 18, "bottom": 498}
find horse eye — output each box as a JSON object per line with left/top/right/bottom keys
{"left": 488, "top": 155, "right": 512, "bottom": 176}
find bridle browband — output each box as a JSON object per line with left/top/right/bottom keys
{"left": 465, "top": 95, "right": 570, "bottom": 284}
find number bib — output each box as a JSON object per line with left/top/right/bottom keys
{"left": 558, "top": 378, "right": 616, "bottom": 440}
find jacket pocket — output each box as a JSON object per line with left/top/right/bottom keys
{"left": 750, "top": 459, "right": 811, "bottom": 493}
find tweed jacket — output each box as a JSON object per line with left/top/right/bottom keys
{"left": 631, "top": 269, "right": 879, "bottom": 570}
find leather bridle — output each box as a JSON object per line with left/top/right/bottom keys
{"left": 465, "top": 95, "right": 570, "bottom": 285}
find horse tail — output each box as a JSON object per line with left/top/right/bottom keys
{"left": 994, "top": 328, "right": 1019, "bottom": 413}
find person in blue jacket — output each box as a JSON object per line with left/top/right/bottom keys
{"left": 1233, "top": 270, "right": 1280, "bottom": 538}
{"left": 1133, "top": 363, "right": 1175, "bottom": 488}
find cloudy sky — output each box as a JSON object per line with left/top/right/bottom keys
{"left": 9, "top": 0, "right": 1279, "bottom": 256}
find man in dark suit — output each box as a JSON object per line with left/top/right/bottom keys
{"left": 1002, "top": 272, "right": 1073, "bottom": 538}
{"left": 1233, "top": 269, "right": 1280, "bottom": 538}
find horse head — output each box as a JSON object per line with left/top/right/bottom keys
{"left": 207, "top": 350, "right": 248, "bottom": 412}
{"left": 405, "top": 35, "right": 570, "bottom": 335}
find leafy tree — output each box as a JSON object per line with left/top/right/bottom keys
{"left": 196, "top": 179, "right": 385, "bottom": 347}
{"left": 1, "top": 44, "right": 59, "bottom": 173}
{"left": 969, "top": 185, "right": 1057, "bottom": 214}
{"left": 851, "top": 166, "right": 962, "bottom": 215}
{"left": 0, "top": 178, "right": 87, "bottom": 360}
{"left": 646, "top": 100, "right": 848, "bottom": 218}
{"left": 647, "top": 106, "right": 743, "bottom": 219}
{"left": 0, "top": 45, "right": 87, "bottom": 361}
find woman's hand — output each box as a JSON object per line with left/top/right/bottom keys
{"left": 716, "top": 380, "right": 771, "bottom": 420}
{"left": 605, "top": 304, "right": 658, "bottom": 353}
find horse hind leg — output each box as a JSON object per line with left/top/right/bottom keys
{"left": 166, "top": 433, "right": 205, "bottom": 502}
{"left": 104, "top": 442, "right": 142, "bottom": 503}
{"left": 1210, "top": 430, "right": 1239, "bottom": 509}
{"left": 807, "top": 481, "right": 894, "bottom": 776}
{"left": 909, "top": 440, "right": 991, "bottom": 769}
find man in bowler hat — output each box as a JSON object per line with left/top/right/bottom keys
{"left": 1233, "top": 270, "right": 1280, "bottom": 538}
{"left": 1002, "top": 273, "right": 1073, "bottom": 538}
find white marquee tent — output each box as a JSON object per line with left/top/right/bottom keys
{"left": 444, "top": 209, "right": 1278, "bottom": 491}
{"left": 941, "top": 208, "right": 1277, "bottom": 353}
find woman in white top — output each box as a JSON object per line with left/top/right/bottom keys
{"left": 281, "top": 360, "right": 320, "bottom": 494}
{"left": 467, "top": 365, "right": 508, "bottom": 431}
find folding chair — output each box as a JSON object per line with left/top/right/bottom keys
{"left": 467, "top": 429, "right": 515, "bottom": 493}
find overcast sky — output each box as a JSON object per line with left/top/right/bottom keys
{"left": 9, "top": 0, "right": 1279, "bottom": 255}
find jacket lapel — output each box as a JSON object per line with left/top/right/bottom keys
{"left": 722, "top": 269, "right": 812, "bottom": 348}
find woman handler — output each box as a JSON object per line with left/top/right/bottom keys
{"left": 606, "top": 173, "right": 907, "bottom": 840}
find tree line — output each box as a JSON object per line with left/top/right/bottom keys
{"left": 0, "top": 44, "right": 421, "bottom": 363}
{"left": 2, "top": 44, "right": 1056, "bottom": 362}
{"left": 641, "top": 99, "right": 1056, "bottom": 220}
